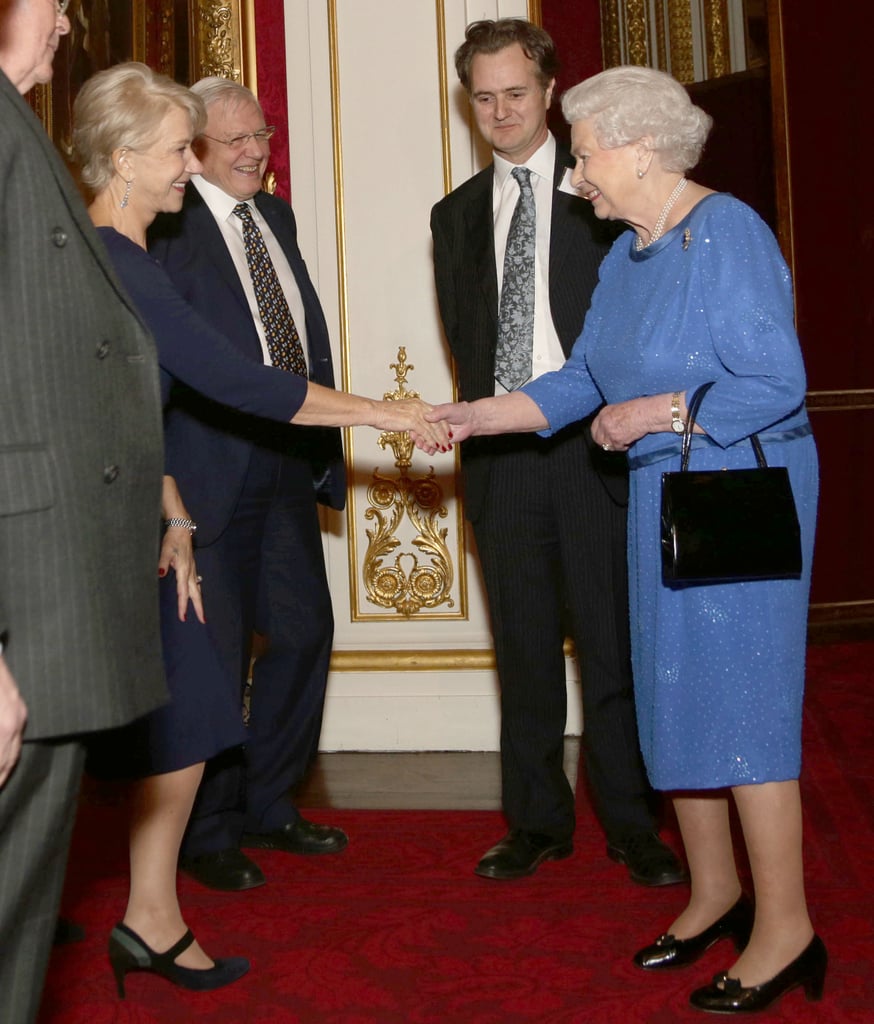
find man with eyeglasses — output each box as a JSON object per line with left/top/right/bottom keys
{"left": 0, "top": 0, "right": 166, "bottom": 1019}
{"left": 149, "top": 77, "right": 348, "bottom": 893}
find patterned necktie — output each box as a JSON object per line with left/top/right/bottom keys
{"left": 495, "top": 166, "right": 535, "bottom": 391}
{"left": 233, "top": 202, "right": 307, "bottom": 376}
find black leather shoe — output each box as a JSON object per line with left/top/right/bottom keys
{"left": 633, "top": 895, "right": 754, "bottom": 970}
{"left": 689, "top": 933, "right": 827, "bottom": 1013}
{"left": 474, "top": 830, "right": 573, "bottom": 880}
{"left": 179, "top": 848, "right": 265, "bottom": 891}
{"left": 242, "top": 818, "right": 348, "bottom": 855}
{"left": 607, "top": 831, "right": 686, "bottom": 887}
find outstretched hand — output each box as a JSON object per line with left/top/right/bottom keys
{"left": 422, "top": 401, "right": 475, "bottom": 443}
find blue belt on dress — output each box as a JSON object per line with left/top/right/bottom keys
{"left": 626, "top": 421, "right": 813, "bottom": 470}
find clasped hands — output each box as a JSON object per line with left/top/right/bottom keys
{"left": 406, "top": 393, "right": 660, "bottom": 454}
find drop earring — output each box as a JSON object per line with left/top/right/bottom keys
{"left": 120, "top": 179, "right": 132, "bottom": 209}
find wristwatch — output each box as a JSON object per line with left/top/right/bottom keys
{"left": 670, "top": 392, "right": 685, "bottom": 434}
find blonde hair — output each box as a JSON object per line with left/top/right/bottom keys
{"left": 562, "top": 65, "right": 712, "bottom": 173}
{"left": 73, "top": 62, "right": 205, "bottom": 191}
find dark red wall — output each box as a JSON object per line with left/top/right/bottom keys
{"left": 779, "top": 5, "right": 873, "bottom": 621}
{"left": 254, "top": 0, "right": 290, "bottom": 200}
{"left": 541, "top": 0, "right": 604, "bottom": 144}
{"left": 540, "top": 0, "right": 873, "bottom": 629}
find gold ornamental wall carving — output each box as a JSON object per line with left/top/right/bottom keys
{"left": 189, "top": 0, "right": 254, "bottom": 84}
{"left": 362, "top": 350, "right": 455, "bottom": 618}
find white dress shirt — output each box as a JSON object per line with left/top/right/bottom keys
{"left": 192, "top": 176, "right": 309, "bottom": 371}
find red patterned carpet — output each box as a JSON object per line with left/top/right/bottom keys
{"left": 40, "top": 643, "right": 874, "bottom": 1023}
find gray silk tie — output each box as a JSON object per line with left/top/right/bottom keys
{"left": 233, "top": 202, "right": 307, "bottom": 376}
{"left": 495, "top": 166, "right": 535, "bottom": 391}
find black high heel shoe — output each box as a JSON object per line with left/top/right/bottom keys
{"left": 633, "top": 895, "right": 754, "bottom": 970}
{"left": 689, "top": 933, "right": 827, "bottom": 1014}
{"left": 108, "top": 922, "right": 249, "bottom": 998}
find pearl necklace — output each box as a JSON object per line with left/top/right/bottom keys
{"left": 636, "top": 177, "right": 687, "bottom": 251}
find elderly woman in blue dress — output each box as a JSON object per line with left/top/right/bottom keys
{"left": 425, "top": 66, "right": 824, "bottom": 1015}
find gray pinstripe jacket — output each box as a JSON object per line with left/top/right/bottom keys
{"left": 0, "top": 70, "right": 166, "bottom": 740}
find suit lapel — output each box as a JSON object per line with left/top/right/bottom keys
{"left": 549, "top": 149, "right": 578, "bottom": 294}
{"left": 183, "top": 188, "right": 254, "bottom": 320}
{"left": 463, "top": 168, "right": 499, "bottom": 328}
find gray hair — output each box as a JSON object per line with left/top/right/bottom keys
{"left": 191, "top": 76, "right": 263, "bottom": 117}
{"left": 561, "top": 65, "right": 712, "bottom": 173}
{"left": 73, "top": 62, "right": 205, "bottom": 191}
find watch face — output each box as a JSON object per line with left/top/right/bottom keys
{"left": 671, "top": 419, "right": 685, "bottom": 434}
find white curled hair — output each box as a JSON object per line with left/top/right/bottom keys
{"left": 561, "top": 65, "right": 712, "bottom": 173}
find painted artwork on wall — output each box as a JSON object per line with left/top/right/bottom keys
{"left": 28, "top": 0, "right": 253, "bottom": 166}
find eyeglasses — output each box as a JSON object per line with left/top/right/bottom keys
{"left": 56, "top": 0, "right": 70, "bottom": 15}
{"left": 201, "top": 127, "right": 277, "bottom": 148}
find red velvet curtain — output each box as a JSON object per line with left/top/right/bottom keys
{"left": 254, "top": 0, "right": 291, "bottom": 200}
{"left": 540, "top": 1, "right": 603, "bottom": 143}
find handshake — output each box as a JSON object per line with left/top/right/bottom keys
{"left": 374, "top": 397, "right": 475, "bottom": 454}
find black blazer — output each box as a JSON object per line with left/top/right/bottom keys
{"left": 149, "top": 188, "right": 346, "bottom": 545}
{"left": 430, "top": 146, "right": 625, "bottom": 519}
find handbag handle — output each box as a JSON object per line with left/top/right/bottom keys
{"left": 680, "top": 381, "right": 768, "bottom": 471}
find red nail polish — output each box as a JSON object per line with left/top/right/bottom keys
{"left": 158, "top": 568, "right": 166, "bottom": 577}
{"left": 448, "top": 431, "right": 454, "bottom": 439}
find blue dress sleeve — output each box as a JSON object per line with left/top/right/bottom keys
{"left": 519, "top": 244, "right": 618, "bottom": 434}
{"left": 99, "top": 228, "right": 306, "bottom": 421}
{"left": 521, "top": 343, "right": 604, "bottom": 436}
{"left": 691, "top": 198, "right": 807, "bottom": 445}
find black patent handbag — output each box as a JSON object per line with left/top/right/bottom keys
{"left": 660, "top": 382, "right": 802, "bottom": 585}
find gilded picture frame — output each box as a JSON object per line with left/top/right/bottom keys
{"left": 29, "top": 0, "right": 256, "bottom": 160}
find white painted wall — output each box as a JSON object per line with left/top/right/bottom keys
{"left": 283, "top": 0, "right": 583, "bottom": 750}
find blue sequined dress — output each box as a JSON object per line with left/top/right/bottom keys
{"left": 524, "top": 194, "right": 818, "bottom": 791}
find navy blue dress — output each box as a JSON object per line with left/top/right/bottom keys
{"left": 524, "top": 196, "right": 818, "bottom": 791}
{"left": 93, "top": 227, "right": 307, "bottom": 776}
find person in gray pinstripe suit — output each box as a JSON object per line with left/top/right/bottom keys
{"left": 0, "top": 3, "right": 167, "bottom": 1021}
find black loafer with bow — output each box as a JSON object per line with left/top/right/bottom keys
{"left": 689, "top": 933, "right": 827, "bottom": 1014}
{"left": 633, "top": 894, "right": 754, "bottom": 970}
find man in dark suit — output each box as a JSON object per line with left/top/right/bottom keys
{"left": 148, "top": 78, "right": 347, "bottom": 892}
{"left": 430, "top": 19, "right": 683, "bottom": 884}
{"left": 0, "top": 2, "right": 166, "bottom": 1020}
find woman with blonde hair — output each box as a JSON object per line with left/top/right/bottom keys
{"left": 73, "top": 61, "right": 447, "bottom": 998}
